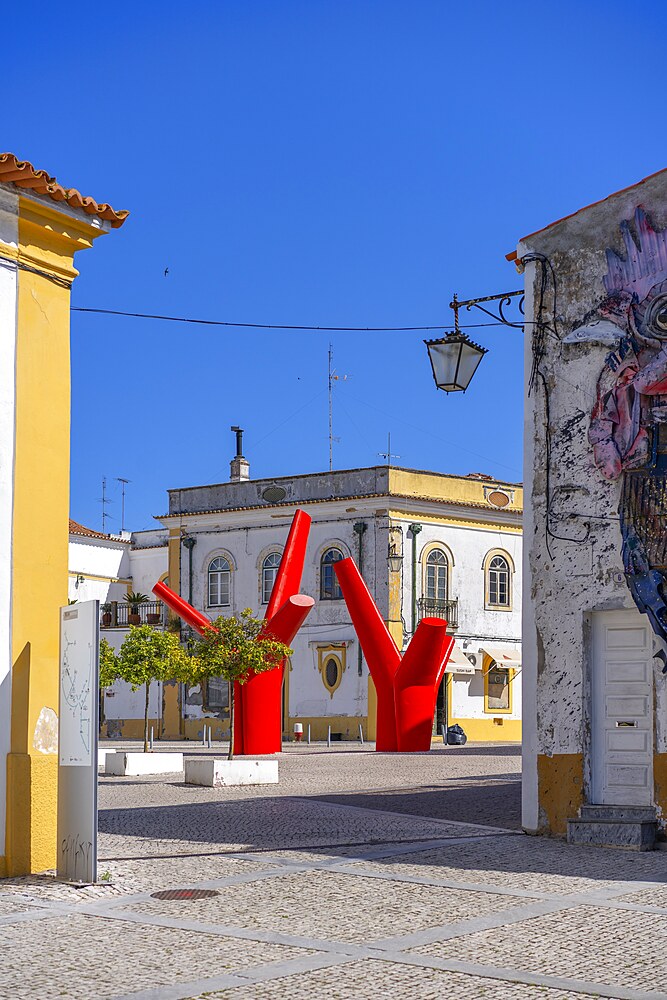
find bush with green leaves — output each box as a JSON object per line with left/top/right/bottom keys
{"left": 191, "top": 608, "right": 292, "bottom": 759}
{"left": 117, "top": 625, "right": 196, "bottom": 752}
{"left": 99, "top": 637, "right": 119, "bottom": 690}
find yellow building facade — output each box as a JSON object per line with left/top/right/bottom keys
{"left": 0, "top": 154, "right": 127, "bottom": 876}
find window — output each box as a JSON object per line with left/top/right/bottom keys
{"left": 486, "top": 664, "right": 511, "bottom": 712}
{"left": 487, "top": 554, "right": 510, "bottom": 609}
{"left": 208, "top": 556, "right": 231, "bottom": 607}
{"left": 262, "top": 552, "right": 281, "bottom": 604}
{"left": 317, "top": 644, "right": 346, "bottom": 696}
{"left": 425, "top": 549, "right": 448, "bottom": 601}
{"left": 205, "top": 676, "right": 228, "bottom": 710}
{"left": 320, "top": 547, "right": 344, "bottom": 600}
{"left": 483, "top": 549, "right": 513, "bottom": 610}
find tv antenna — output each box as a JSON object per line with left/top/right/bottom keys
{"left": 116, "top": 477, "right": 131, "bottom": 532}
{"left": 98, "top": 476, "right": 113, "bottom": 533}
{"left": 328, "top": 344, "right": 351, "bottom": 472}
{"left": 378, "top": 432, "right": 400, "bottom": 466}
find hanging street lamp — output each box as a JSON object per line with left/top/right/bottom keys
{"left": 425, "top": 290, "right": 523, "bottom": 393}
{"left": 425, "top": 331, "right": 487, "bottom": 393}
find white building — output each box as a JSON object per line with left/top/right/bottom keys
{"left": 90, "top": 453, "right": 523, "bottom": 743}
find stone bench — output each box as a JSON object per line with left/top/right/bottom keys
{"left": 185, "top": 757, "right": 278, "bottom": 787}
{"left": 105, "top": 752, "right": 184, "bottom": 776}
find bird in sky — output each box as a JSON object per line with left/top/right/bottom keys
{"left": 164, "top": 267, "right": 169, "bottom": 277}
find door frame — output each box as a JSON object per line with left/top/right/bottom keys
{"left": 585, "top": 608, "right": 654, "bottom": 806}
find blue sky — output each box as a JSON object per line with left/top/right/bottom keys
{"left": 6, "top": 1, "right": 667, "bottom": 531}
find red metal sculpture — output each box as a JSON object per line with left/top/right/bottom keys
{"left": 152, "top": 509, "right": 313, "bottom": 755}
{"left": 334, "top": 557, "right": 453, "bottom": 752}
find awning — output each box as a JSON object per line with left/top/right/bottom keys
{"left": 480, "top": 643, "right": 521, "bottom": 669}
{"left": 445, "top": 642, "right": 477, "bottom": 675}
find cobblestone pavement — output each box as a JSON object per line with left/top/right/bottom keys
{"left": 1, "top": 742, "right": 666, "bottom": 999}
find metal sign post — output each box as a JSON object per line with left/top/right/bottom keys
{"left": 57, "top": 600, "right": 99, "bottom": 883}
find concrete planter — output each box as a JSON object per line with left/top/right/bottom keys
{"left": 98, "top": 747, "right": 118, "bottom": 768}
{"left": 185, "top": 757, "right": 278, "bottom": 787}
{"left": 105, "top": 752, "right": 184, "bottom": 776}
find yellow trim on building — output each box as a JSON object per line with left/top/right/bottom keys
{"left": 388, "top": 468, "right": 523, "bottom": 511}
{"left": 447, "top": 715, "right": 522, "bottom": 742}
{"left": 387, "top": 509, "right": 522, "bottom": 532}
{"left": 5, "top": 195, "right": 111, "bottom": 875}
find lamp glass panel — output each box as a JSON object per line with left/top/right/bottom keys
{"left": 429, "top": 340, "right": 463, "bottom": 390}
{"left": 455, "top": 342, "right": 485, "bottom": 389}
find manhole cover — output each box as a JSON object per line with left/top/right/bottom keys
{"left": 150, "top": 888, "right": 219, "bottom": 901}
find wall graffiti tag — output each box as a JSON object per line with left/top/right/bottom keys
{"left": 582, "top": 207, "right": 667, "bottom": 667}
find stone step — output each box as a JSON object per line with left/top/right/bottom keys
{"left": 579, "top": 804, "right": 657, "bottom": 823}
{"left": 567, "top": 817, "right": 657, "bottom": 851}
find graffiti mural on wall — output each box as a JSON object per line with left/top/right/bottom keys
{"left": 584, "top": 208, "right": 667, "bottom": 667}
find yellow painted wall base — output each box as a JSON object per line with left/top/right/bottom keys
{"left": 289, "top": 716, "right": 368, "bottom": 741}
{"left": 448, "top": 716, "right": 522, "bottom": 743}
{"left": 653, "top": 753, "right": 667, "bottom": 830}
{"left": 184, "top": 718, "right": 230, "bottom": 741}
{"left": 101, "top": 718, "right": 163, "bottom": 741}
{"left": 0, "top": 855, "right": 6, "bottom": 878}
{"left": 5, "top": 753, "right": 58, "bottom": 875}
{"left": 537, "top": 753, "right": 584, "bottom": 836}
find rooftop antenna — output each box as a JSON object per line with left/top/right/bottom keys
{"left": 378, "top": 432, "right": 400, "bottom": 466}
{"left": 116, "top": 477, "right": 130, "bottom": 532}
{"left": 98, "top": 476, "right": 113, "bottom": 533}
{"left": 328, "top": 344, "right": 351, "bottom": 472}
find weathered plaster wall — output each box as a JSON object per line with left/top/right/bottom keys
{"left": 519, "top": 170, "right": 667, "bottom": 833}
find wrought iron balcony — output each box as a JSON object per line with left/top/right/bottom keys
{"left": 417, "top": 597, "right": 459, "bottom": 630}
{"left": 100, "top": 601, "right": 165, "bottom": 628}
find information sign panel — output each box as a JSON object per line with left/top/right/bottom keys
{"left": 57, "top": 600, "right": 99, "bottom": 883}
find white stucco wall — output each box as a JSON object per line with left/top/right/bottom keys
{"left": 0, "top": 185, "right": 18, "bottom": 857}
{"left": 68, "top": 535, "right": 131, "bottom": 604}
{"left": 395, "top": 514, "right": 522, "bottom": 725}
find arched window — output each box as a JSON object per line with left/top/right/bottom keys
{"left": 320, "top": 547, "right": 344, "bottom": 600}
{"left": 487, "top": 554, "right": 511, "bottom": 609}
{"left": 425, "top": 549, "right": 448, "bottom": 601}
{"left": 208, "top": 556, "right": 231, "bottom": 607}
{"left": 262, "top": 551, "right": 281, "bottom": 604}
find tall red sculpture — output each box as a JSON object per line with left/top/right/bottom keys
{"left": 236, "top": 509, "right": 312, "bottom": 754}
{"left": 152, "top": 509, "right": 313, "bottom": 755}
{"left": 334, "top": 557, "right": 453, "bottom": 752}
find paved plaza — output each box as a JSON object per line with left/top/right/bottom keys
{"left": 1, "top": 742, "right": 666, "bottom": 999}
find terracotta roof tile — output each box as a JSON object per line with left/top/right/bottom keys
{"left": 69, "top": 519, "right": 129, "bottom": 541}
{"left": 0, "top": 153, "right": 129, "bottom": 228}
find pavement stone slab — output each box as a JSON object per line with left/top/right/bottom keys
{"left": 184, "top": 957, "right": 603, "bottom": 1000}
{"left": 120, "top": 869, "right": 522, "bottom": 944}
{"left": 348, "top": 835, "right": 667, "bottom": 897}
{"left": 411, "top": 904, "right": 667, "bottom": 992}
{"left": 0, "top": 913, "right": 315, "bottom": 1000}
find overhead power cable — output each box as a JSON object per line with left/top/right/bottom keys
{"left": 71, "top": 306, "right": 450, "bottom": 332}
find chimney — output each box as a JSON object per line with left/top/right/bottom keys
{"left": 230, "top": 425, "right": 250, "bottom": 482}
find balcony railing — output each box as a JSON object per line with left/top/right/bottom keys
{"left": 417, "top": 597, "right": 459, "bottom": 630}
{"left": 100, "top": 601, "right": 166, "bottom": 628}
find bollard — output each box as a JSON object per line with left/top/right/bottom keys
{"left": 358, "top": 723, "right": 364, "bottom": 745}
{"left": 202, "top": 725, "right": 207, "bottom": 746}
{"left": 207, "top": 726, "right": 212, "bottom": 749}
{"left": 440, "top": 723, "right": 447, "bottom": 745}
{"left": 150, "top": 726, "right": 154, "bottom": 751}
{"left": 327, "top": 725, "right": 331, "bottom": 747}
{"left": 307, "top": 723, "right": 311, "bottom": 745}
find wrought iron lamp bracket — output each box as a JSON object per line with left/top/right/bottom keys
{"left": 450, "top": 290, "right": 525, "bottom": 331}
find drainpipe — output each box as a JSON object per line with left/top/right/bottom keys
{"left": 352, "top": 522, "right": 367, "bottom": 675}
{"left": 182, "top": 536, "right": 196, "bottom": 608}
{"left": 408, "top": 523, "right": 422, "bottom": 633}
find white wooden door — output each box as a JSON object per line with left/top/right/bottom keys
{"left": 591, "top": 610, "right": 653, "bottom": 806}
